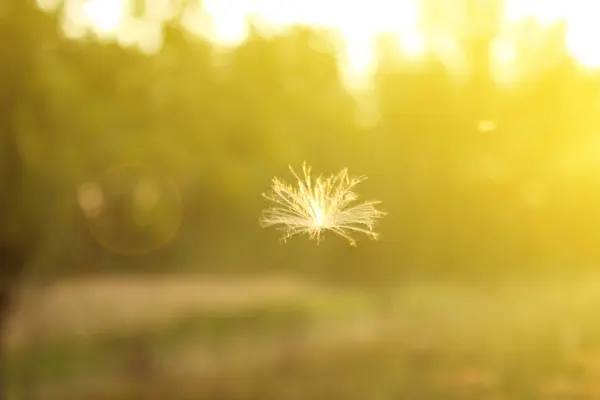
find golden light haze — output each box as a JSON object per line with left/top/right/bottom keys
{"left": 40, "top": 0, "right": 600, "bottom": 84}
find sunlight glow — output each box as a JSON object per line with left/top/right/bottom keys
{"left": 337, "top": 0, "right": 425, "bottom": 72}
{"left": 200, "top": 0, "right": 249, "bottom": 47}
{"left": 563, "top": 4, "right": 600, "bottom": 69}
{"left": 81, "top": 0, "right": 127, "bottom": 36}
{"left": 504, "top": 0, "right": 570, "bottom": 26}
{"left": 504, "top": 0, "right": 600, "bottom": 69}
{"left": 50, "top": 0, "right": 600, "bottom": 83}
{"left": 490, "top": 36, "right": 519, "bottom": 84}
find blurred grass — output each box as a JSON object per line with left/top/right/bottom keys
{"left": 8, "top": 274, "right": 600, "bottom": 399}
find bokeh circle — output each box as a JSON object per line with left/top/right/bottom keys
{"left": 77, "top": 163, "right": 183, "bottom": 255}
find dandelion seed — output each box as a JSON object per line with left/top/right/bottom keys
{"left": 259, "top": 162, "right": 386, "bottom": 246}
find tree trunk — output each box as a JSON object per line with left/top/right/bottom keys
{"left": 0, "top": 287, "right": 12, "bottom": 400}
{"left": 0, "top": 2, "right": 41, "bottom": 396}
{"left": 0, "top": 244, "right": 30, "bottom": 400}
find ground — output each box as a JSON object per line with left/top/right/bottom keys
{"left": 6, "top": 273, "right": 600, "bottom": 399}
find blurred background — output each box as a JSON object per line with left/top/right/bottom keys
{"left": 4, "top": 0, "right": 600, "bottom": 398}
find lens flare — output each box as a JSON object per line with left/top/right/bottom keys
{"left": 79, "top": 164, "right": 182, "bottom": 255}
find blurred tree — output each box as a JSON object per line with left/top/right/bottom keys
{"left": 0, "top": 1, "right": 61, "bottom": 396}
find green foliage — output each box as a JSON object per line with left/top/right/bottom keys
{"left": 1, "top": 1, "right": 600, "bottom": 282}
